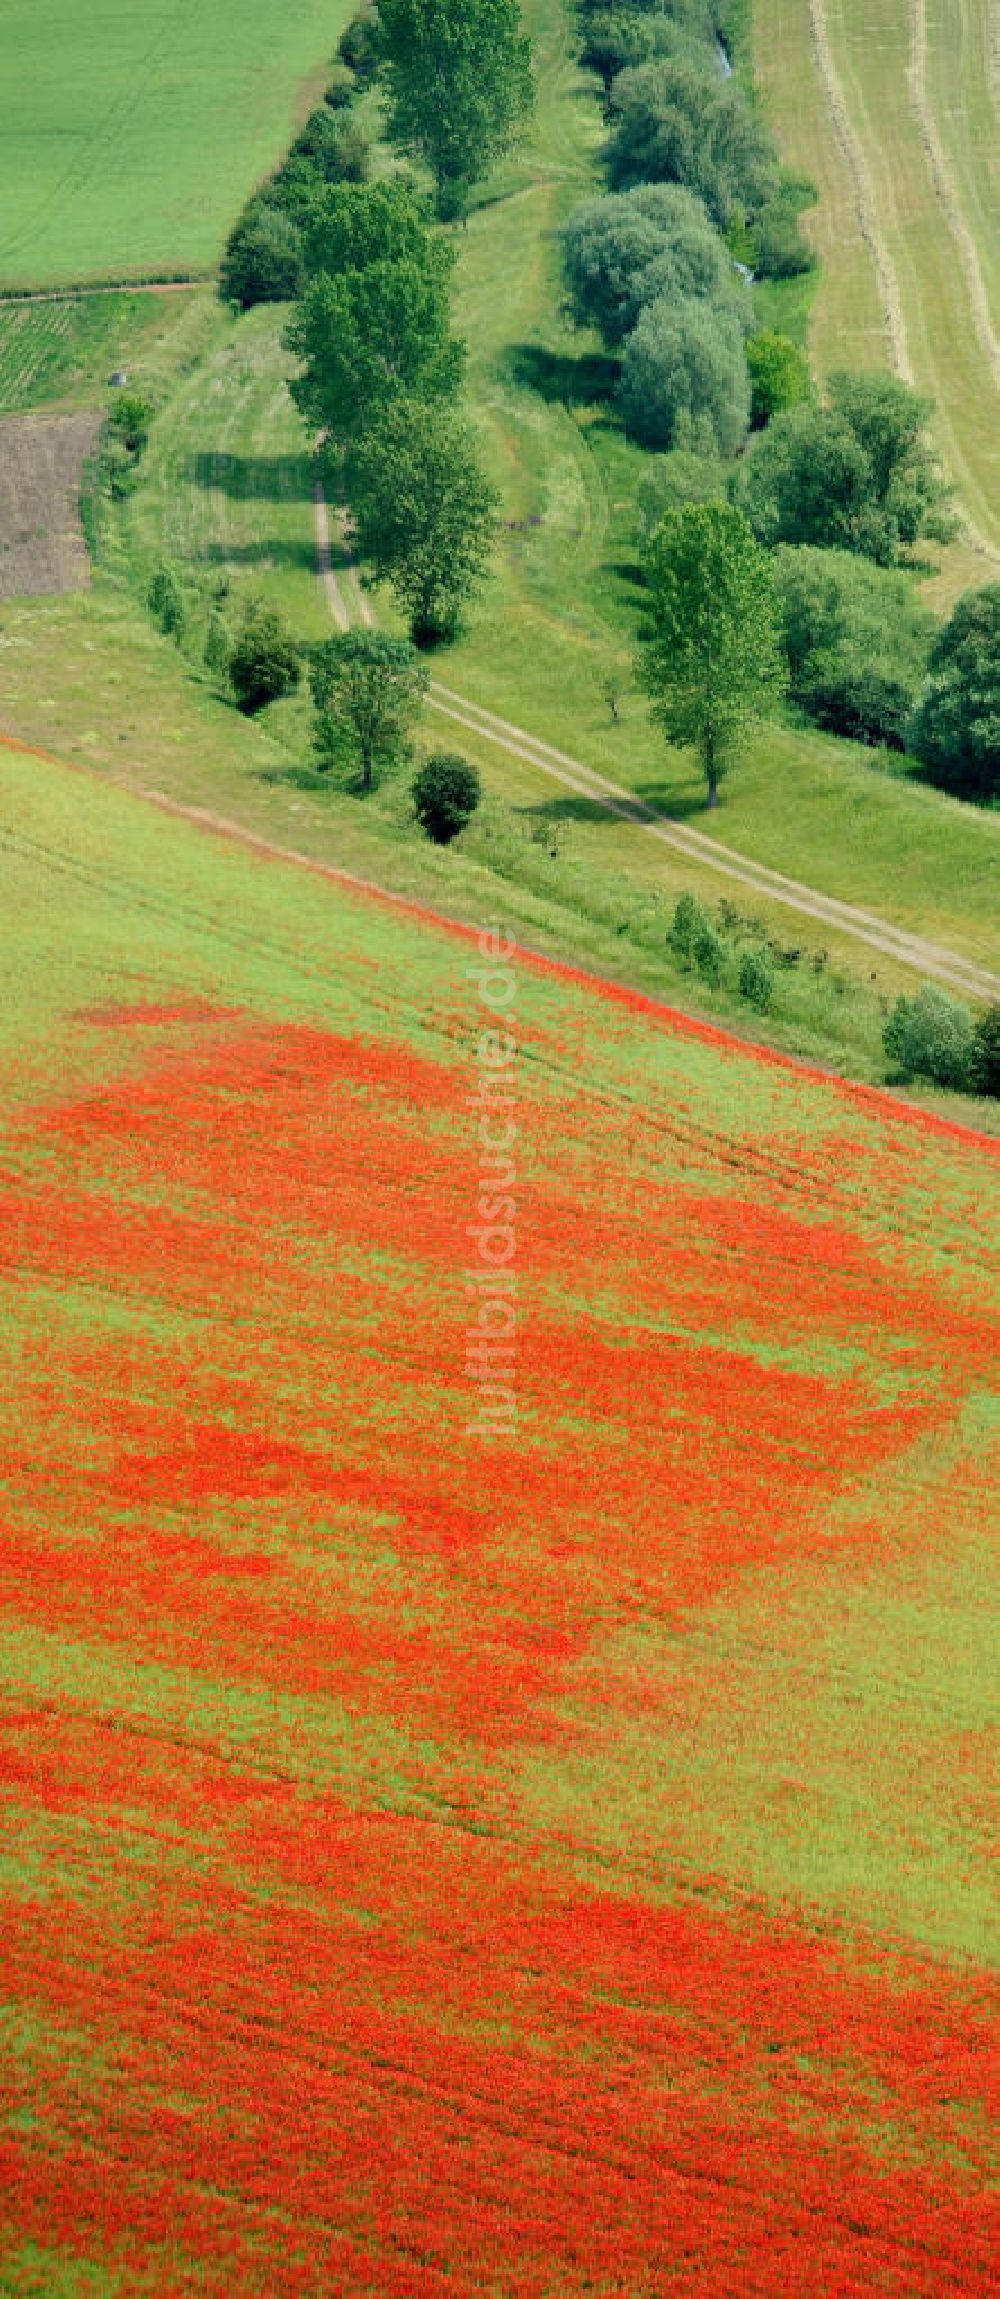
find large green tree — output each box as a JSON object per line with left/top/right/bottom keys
{"left": 909, "top": 584, "right": 1000, "bottom": 801}
{"left": 640, "top": 502, "right": 785, "bottom": 803}
{"left": 617, "top": 295, "right": 749, "bottom": 454}
{"left": 377, "top": 0, "right": 534, "bottom": 219}
{"left": 348, "top": 397, "right": 499, "bottom": 644}
{"left": 310, "top": 632, "right": 429, "bottom": 791}
{"left": 285, "top": 182, "right": 463, "bottom": 449}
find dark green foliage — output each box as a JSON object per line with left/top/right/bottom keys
{"left": 228, "top": 605, "right": 301, "bottom": 714}
{"left": 972, "top": 1005, "right": 1000, "bottom": 1098}
{"left": 562, "top": 182, "right": 747, "bottom": 347}
{"left": 909, "top": 584, "right": 1000, "bottom": 801}
{"left": 580, "top": 10, "right": 654, "bottom": 96}
{"left": 338, "top": 5, "right": 381, "bottom": 81}
{"left": 311, "top": 630, "right": 429, "bottom": 791}
{"left": 378, "top": 0, "right": 533, "bottom": 218}
{"left": 641, "top": 502, "right": 785, "bottom": 802}
{"left": 883, "top": 986, "right": 976, "bottom": 1090}
{"left": 412, "top": 752, "right": 482, "bottom": 841}
{"left": 299, "top": 179, "right": 432, "bottom": 283}
{"left": 147, "top": 564, "right": 185, "bottom": 639}
{"left": 286, "top": 186, "right": 463, "bottom": 448}
{"left": 617, "top": 294, "right": 749, "bottom": 453}
{"left": 286, "top": 107, "right": 368, "bottom": 189}
{"left": 775, "top": 545, "right": 935, "bottom": 749}
{"left": 606, "top": 59, "right": 778, "bottom": 229}
{"left": 347, "top": 396, "right": 498, "bottom": 644}
{"left": 738, "top": 372, "right": 954, "bottom": 564}
{"left": 324, "top": 63, "right": 356, "bottom": 108}
{"left": 745, "top": 330, "right": 809, "bottom": 427}
{"left": 738, "top": 946, "right": 774, "bottom": 1010}
{"left": 220, "top": 202, "right": 305, "bottom": 309}
{"left": 109, "top": 393, "right": 151, "bottom": 454}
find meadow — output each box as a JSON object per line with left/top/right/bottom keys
{"left": 0, "top": 737, "right": 997, "bottom": 2291}
{"left": 0, "top": 0, "right": 353, "bottom": 290}
{"left": 751, "top": 0, "right": 1000, "bottom": 600}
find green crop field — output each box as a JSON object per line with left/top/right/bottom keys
{"left": 752, "top": 0, "right": 1000, "bottom": 596}
{"left": 0, "top": 291, "right": 197, "bottom": 415}
{"left": 0, "top": 0, "right": 353, "bottom": 290}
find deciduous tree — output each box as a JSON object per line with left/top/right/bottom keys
{"left": 310, "top": 631, "right": 429, "bottom": 791}
{"left": 378, "top": 0, "right": 533, "bottom": 219}
{"left": 640, "top": 501, "right": 784, "bottom": 803}
{"left": 347, "top": 397, "right": 498, "bottom": 644}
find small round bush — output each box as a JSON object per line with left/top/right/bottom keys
{"left": 412, "top": 753, "right": 481, "bottom": 844}
{"left": 738, "top": 946, "right": 774, "bottom": 1011}
{"left": 228, "top": 607, "right": 301, "bottom": 716}
{"left": 883, "top": 986, "right": 976, "bottom": 1090}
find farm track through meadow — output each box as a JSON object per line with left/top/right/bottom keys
{"left": 310, "top": 492, "right": 1000, "bottom": 1005}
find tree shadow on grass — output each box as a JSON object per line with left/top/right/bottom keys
{"left": 203, "top": 538, "right": 317, "bottom": 574}
{"left": 507, "top": 343, "right": 619, "bottom": 406}
{"left": 187, "top": 451, "right": 312, "bottom": 501}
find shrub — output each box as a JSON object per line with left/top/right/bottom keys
{"left": 339, "top": 5, "right": 381, "bottom": 81}
{"left": 909, "top": 584, "right": 1000, "bottom": 802}
{"left": 693, "top": 922, "right": 725, "bottom": 985}
{"left": 745, "top": 331, "right": 810, "bottom": 428}
{"left": 562, "top": 184, "right": 745, "bottom": 350}
{"left": 228, "top": 606, "right": 301, "bottom": 715}
{"left": 412, "top": 753, "right": 482, "bottom": 843}
{"left": 324, "top": 63, "right": 356, "bottom": 108}
{"left": 220, "top": 203, "right": 305, "bottom": 309}
{"left": 109, "top": 393, "right": 151, "bottom": 454}
{"left": 203, "top": 611, "right": 231, "bottom": 681}
{"left": 972, "top": 1004, "right": 1000, "bottom": 1098}
{"left": 883, "top": 986, "right": 976, "bottom": 1089}
{"left": 738, "top": 947, "right": 773, "bottom": 1010}
{"left": 775, "top": 544, "right": 934, "bottom": 749}
{"left": 751, "top": 195, "right": 814, "bottom": 279}
{"left": 669, "top": 892, "right": 711, "bottom": 963}
{"left": 147, "top": 564, "right": 185, "bottom": 639}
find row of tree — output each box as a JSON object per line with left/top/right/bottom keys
{"left": 560, "top": 2, "right": 998, "bottom": 800}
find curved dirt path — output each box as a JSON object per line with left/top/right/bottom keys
{"left": 308, "top": 489, "right": 998, "bottom": 1002}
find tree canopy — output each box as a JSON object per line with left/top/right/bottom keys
{"left": 617, "top": 294, "right": 749, "bottom": 454}
{"left": 737, "top": 372, "right": 954, "bottom": 564}
{"left": 640, "top": 501, "right": 785, "bottom": 802}
{"left": 775, "top": 544, "right": 935, "bottom": 749}
{"left": 310, "top": 631, "right": 429, "bottom": 791}
{"left": 285, "top": 185, "right": 463, "bottom": 448}
{"left": 348, "top": 397, "right": 498, "bottom": 645}
{"left": 562, "top": 183, "right": 749, "bottom": 348}
{"left": 909, "top": 584, "right": 1000, "bottom": 801}
{"left": 606, "top": 59, "right": 777, "bottom": 228}
{"left": 378, "top": 0, "right": 533, "bottom": 218}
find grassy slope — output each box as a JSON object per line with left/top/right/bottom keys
{"left": 0, "top": 0, "right": 353, "bottom": 289}
{"left": 751, "top": 0, "right": 1000, "bottom": 602}
{"left": 0, "top": 737, "right": 996, "bottom": 2288}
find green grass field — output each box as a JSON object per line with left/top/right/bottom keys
{"left": 0, "top": 0, "right": 353, "bottom": 289}
{"left": 752, "top": 0, "right": 1000, "bottom": 598}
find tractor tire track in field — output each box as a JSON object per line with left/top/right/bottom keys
{"left": 805, "top": 0, "right": 913, "bottom": 381}
{"left": 908, "top": 0, "right": 1000, "bottom": 392}
{"left": 309, "top": 490, "right": 999, "bottom": 1005}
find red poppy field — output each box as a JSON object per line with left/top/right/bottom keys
{"left": 1, "top": 745, "right": 997, "bottom": 2294}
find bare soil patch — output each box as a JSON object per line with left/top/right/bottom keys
{"left": 0, "top": 410, "right": 101, "bottom": 597}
